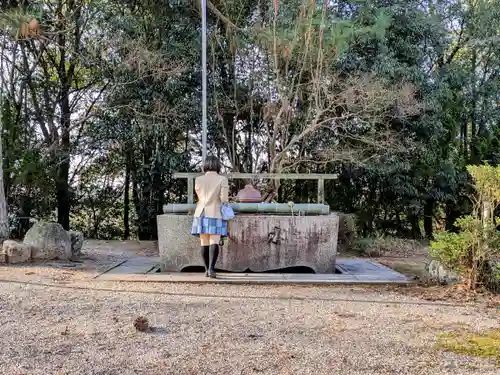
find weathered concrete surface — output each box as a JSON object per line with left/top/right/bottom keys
{"left": 157, "top": 214, "right": 339, "bottom": 273}
{"left": 95, "top": 257, "right": 412, "bottom": 284}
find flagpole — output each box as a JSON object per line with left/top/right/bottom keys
{"left": 201, "top": 0, "right": 208, "bottom": 165}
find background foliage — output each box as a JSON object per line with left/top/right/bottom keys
{"left": 0, "top": 0, "right": 498, "bottom": 241}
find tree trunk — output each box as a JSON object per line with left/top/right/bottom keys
{"left": 424, "top": 199, "right": 434, "bottom": 240}
{"left": 461, "top": 119, "right": 468, "bottom": 161}
{"left": 18, "top": 196, "right": 32, "bottom": 238}
{"left": 55, "top": 15, "right": 74, "bottom": 231}
{"left": 444, "top": 201, "right": 460, "bottom": 232}
{"left": 149, "top": 156, "right": 164, "bottom": 240}
{"left": 409, "top": 214, "right": 422, "bottom": 239}
{"left": 123, "top": 148, "right": 131, "bottom": 240}
{"left": 469, "top": 49, "right": 478, "bottom": 164}
{"left": 56, "top": 154, "right": 70, "bottom": 230}
{"left": 134, "top": 139, "right": 155, "bottom": 240}
{"left": 277, "top": 183, "right": 283, "bottom": 202}
{"left": 57, "top": 92, "right": 71, "bottom": 230}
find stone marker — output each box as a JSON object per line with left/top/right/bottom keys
{"left": 1, "top": 240, "right": 33, "bottom": 264}
{"left": 425, "top": 259, "right": 460, "bottom": 285}
{"left": 67, "top": 230, "right": 84, "bottom": 257}
{"left": 23, "top": 221, "right": 72, "bottom": 260}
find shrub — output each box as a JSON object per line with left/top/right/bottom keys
{"left": 430, "top": 216, "right": 500, "bottom": 289}
{"left": 430, "top": 165, "right": 500, "bottom": 291}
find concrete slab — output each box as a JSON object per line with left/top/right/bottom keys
{"left": 96, "top": 256, "right": 161, "bottom": 278}
{"left": 97, "top": 272, "right": 283, "bottom": 283}
{"left": 94, "top": 257, "right": 413, "bottom": 285}
{"left": 336, "top": 258, "right": 389, "bottom": 273}
{"left": 281, "top": 273, "right": 353, "bottom": 281}
{"left": 96, "top": 272, "right": 412, "bottom": 285}
{"left": 336, "top": 259, "right": 410, "bottom": 281}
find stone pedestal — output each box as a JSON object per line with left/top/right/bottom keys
{"left": 157, "top": 214, "right": 339, "bottom": 273}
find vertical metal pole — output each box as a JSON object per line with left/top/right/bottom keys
{"left": 201, "top": 0, "right": 208, "bottom": 165}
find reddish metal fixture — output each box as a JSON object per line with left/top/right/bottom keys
{"left": 236, "top": 184, "right": 262, "bottom": 203}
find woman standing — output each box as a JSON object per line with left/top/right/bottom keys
{"left": 191, "top": 155, "right": 229, "bottom": 278}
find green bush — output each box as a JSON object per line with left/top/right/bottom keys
{"left": 430, "top": 165, "right": 500, "bottom": 291}
{"left": 429, "top": 228, "right": 474, "bottom": 274}
{"left": 430, "top": 216, "right": 500, "bottom": 288}
{"left": 351, "top": 237, "right": 379, "bottom": 256}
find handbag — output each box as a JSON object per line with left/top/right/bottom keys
{"left": 221, "top": 203, "right": 235, "bottom": 221}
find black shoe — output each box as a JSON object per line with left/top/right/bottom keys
{"left": 208, "top": 244, "right": 219, "bottom": 279}
{"left": 200, "top": 245, "right": 209, "bottom": 277}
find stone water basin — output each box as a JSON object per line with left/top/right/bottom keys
{"left": 157, "top": 203, "right": 339, "bottom": 273}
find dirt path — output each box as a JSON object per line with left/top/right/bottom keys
{"left": 0, "top": 241, "right": 498, "bottom": 375}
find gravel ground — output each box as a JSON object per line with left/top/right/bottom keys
{"left": 0, "top": 241, "right": 498, "bottom": 375}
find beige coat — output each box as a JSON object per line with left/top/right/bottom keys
{"left": 194, "top": 172, "right": 229, "bottom": 218}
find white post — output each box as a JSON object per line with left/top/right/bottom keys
{"left": 0, "top": 56, "right": 9, "bottom": 241}
{"left": 201, "top": 0, "right": 208, "bottom": 165}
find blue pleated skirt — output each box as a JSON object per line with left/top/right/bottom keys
{"left": 191, "top": 215, "right": 228, "bottom": 237}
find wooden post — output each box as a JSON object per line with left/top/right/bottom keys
{"left": 317, "top": 178, "right": 324, "bottom": 204}
{"left": 187, "top": 177, "right": 194, "bottom": 204}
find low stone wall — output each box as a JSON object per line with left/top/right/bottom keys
{"left": 157, "top": 214, "right": 339, "bottom": 273}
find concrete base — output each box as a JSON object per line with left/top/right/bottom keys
{"left": 95, "top": 257, "right": 413, "bottom": 285}
{"left": 157, "top": 214, "right": 339, "bottom": 273}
